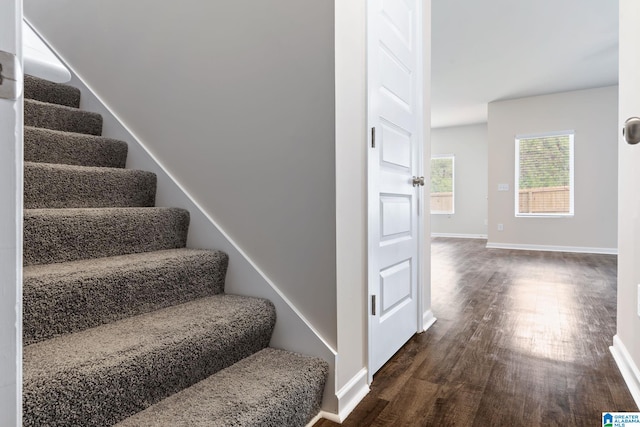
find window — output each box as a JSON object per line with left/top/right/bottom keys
{"left": 515, "top": 131, "right": 574, "bottom": 217}
{"left": 430, "top": 155, "right": 454, "bottom": 214}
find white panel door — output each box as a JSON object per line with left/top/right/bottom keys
{"left": 0, "top": 0, "right": 23, "bottom": 425}
{"left": 617, "top": 0, "right": 640, "bottom": 386}
{"left": 368, "top": 0, "right": 422, "bottom": 376}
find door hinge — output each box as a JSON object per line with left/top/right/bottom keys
{"left": 0, "top": 50, "right": 22, "bottom": 100}
{"left": 371, "top": 295, "right": 376, "bottom": 316}
{"left": 371, "top": 127, "right": 376, "bottom": 148}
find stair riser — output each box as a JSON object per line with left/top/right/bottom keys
{"left": 115, "top": 348, "right": 328, "bottom": 427}
{"left": 25, "top": 163, "right": 157, "bottom": 209}
{"left": 24, "top": 75, "right": 81, "bottom": 108}
{"left": 24, "top": 163, "right": 157, "bottom": 209}
{"left": 24, "top": 332, "right": 272, "bottom": 427}
{"left": 23, "top": 208, "right": 190, "bottom": 266}
{"left": 25, "top": 99, "right": 103, "bottom": 136}
{"left": 23, "top": 297, "right": 276, "bottom": 427}
{"left": 25, "top": 127, "right": 128, "bottom": 168}
{"left": 23, "top": 250, "right": 228, "bottom": 345}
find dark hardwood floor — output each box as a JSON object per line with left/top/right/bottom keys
{"left": 315, "top": 237, "right": 638, "bottom": 426}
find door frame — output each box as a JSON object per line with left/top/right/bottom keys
{"left": 612, "top": 0, "right": 640, "bottom": 408}
{"left": 366, "top": 0, "right": 426, "bottom": 383}
{"left": 0, "top": 0, "right": 23, "bottom": 425}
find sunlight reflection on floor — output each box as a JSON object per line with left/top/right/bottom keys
{"left": 506, "top": 279, "right": 579, "bottom": 362}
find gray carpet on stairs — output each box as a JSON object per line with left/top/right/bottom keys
{"left": 25, "top": 126, "right": 128, "bottom": 168}
{"left": 25, "top": 98, "right": 103, "bottom": 135}
{"left": 23, "top": 295, "right": 277, "bottom": 427}
{"left": 23, "top": 248, "right": 228, "bottom": 345}
{"left": 22, "top": 74, "right": 328, "bottom": 427}
{"left": 24, "top": 162, "right": 157, "bottom": 208}
{"left": 23, "top": 207, "right": 190, "bottom": 266}
{"left": 115, "top": 348, "right": 328, "bottom": 427}
{"left": 24, "top": 75, "right": 81, "bottom": 108}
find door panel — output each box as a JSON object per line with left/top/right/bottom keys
{"left": 380, "top": 122, "right": 412, "bottom": 170}
{"left": 368, "top": 0, "right": 422, "bottom": 376}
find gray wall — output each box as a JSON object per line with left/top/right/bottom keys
{"left": 487, "top": 86, "right": 618, "bottom": 251}
{"left": 24, "top": 0, "right": 338, "bottom": 347}
{"left": 431, "top": 123, "right": 488, "bottom": 237}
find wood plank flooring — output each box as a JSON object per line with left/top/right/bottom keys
{"left": 315, "top": 237, "right": 638, "bottom": 426}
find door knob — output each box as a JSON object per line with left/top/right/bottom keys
{"left": 623, "top": 117, "right": 640, "bottom": 145}
{"left": 412, "top": 176, "right": 425, "bottom": 187}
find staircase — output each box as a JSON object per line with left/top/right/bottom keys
{"left": 22, "top": 75, "right": 328, "bottom": 427}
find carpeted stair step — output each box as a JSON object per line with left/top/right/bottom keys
{"left": 23, "top": 295, "right": 276, "bottom": 427}
{"left": 24, "top": 162, "right": 157, "bottom": 209}
{"left": 116, "top": 348, "right": 328, "bottom": 427}
{"left": 25, "top": 126, "right": 128, "bottom": 168}
{"left": 24, "top": 75, "right": 81, "bottom": 108}
{"left": 24, "top": 207, "right": 189, "bottom": 266}
{"left": 24, "top": 98, "right": 103, "bottom": 135}
{"left": 23, "top": 248, "right": 229, "bottom": 345}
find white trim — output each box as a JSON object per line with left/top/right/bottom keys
{"left": 514, "top": 131, "right": 575, "bottom": 217}
{"left": 515, "top": 129, "right": 575, "bottom": 140}
{"left": 485, "top": 242, "right": 617, "bottom": 255}
{"left": 610, "top": 335, "right": 640, "bottom": 408}
{"left": 305, "top": 413, "right": 322, "bottom": 426}
{"left": 336, "top": 368, "right": 370, "bottom": 422}
{"left": 423, "top": 310, "right": 437, "bottom": 331}
{"left": 23, "top": 19, "right": 70, "bottom": 83}
{"left": 415, "top": 0, "right": 426, "bottom": 355}
{"left": 0, "top": 1, "right": 23, "bottom": 425}
{"left": 308, "top": 368, "right": 370, "bottom": 425}
{"left": 431, "top": 233, "right": 488, "bottom": 240}
{"left": 313, "top": 411, "right": 341, "bottom": 424}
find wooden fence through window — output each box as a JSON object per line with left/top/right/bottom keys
{"left": 431, "top": 192, "right": 453, "bottom": 213}
{"left": 518, "top": 186, "right": 570, "bottom": 214}
{"left": 430, "top": 186, "right": 570, "bottom": 215}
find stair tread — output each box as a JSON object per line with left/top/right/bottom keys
{"left": 24, "top": 161, "right": 157, "bottom": 209}
{"left": 24, "top": 247, "right": 221, "bottom": 278}
{"left": 24, "top": 207, "right": 190, "bottom": 266}
{"left": 24, "top": 248, "right": 228, "bottom": 345}
{"left": 24, "top": 160, "right": 145, "bottom": 173}
{"left": 23, "top": 294, "right": 276, "bottom": 427}
{"left": 24, "top": 75, "right": 81, "bottom": 108}
{"left": 21, "top": 75, "right": 327, "bottom": 427}
{"left": 116, "top": 348, "right": 328, "bottom": 427}
{"left": 25, "top": 126, "right": 127, "bottom": 168}
{"left": 25, "top": 98, "right": 103, "bottom": 136}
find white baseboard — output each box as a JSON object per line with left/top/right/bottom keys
{"left": 610, "top": 335, "right": 640, "bottom": 408}
{"left": 431, "top": 233, "right": 488, "bottom": 239}
{"left": 313, "top": 411, "right": 341, "bottom": 425}
{"left": 423, "top": 310, "right": 437, "bottom": 331}
{"left": 333, "top": 368, "right": 370, "bottom": 422}
{"left": 485, "top": 242, "right": 617, "bottom": 255}
{"left": 306, "top": 412, "right": 331, "bottom": 426}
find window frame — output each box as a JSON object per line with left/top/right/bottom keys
{"left": 514, "top": 130, "right": 575, "bottom": 218}
{"left": 430, "top": 154, "right": 455, "bottom": 215}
